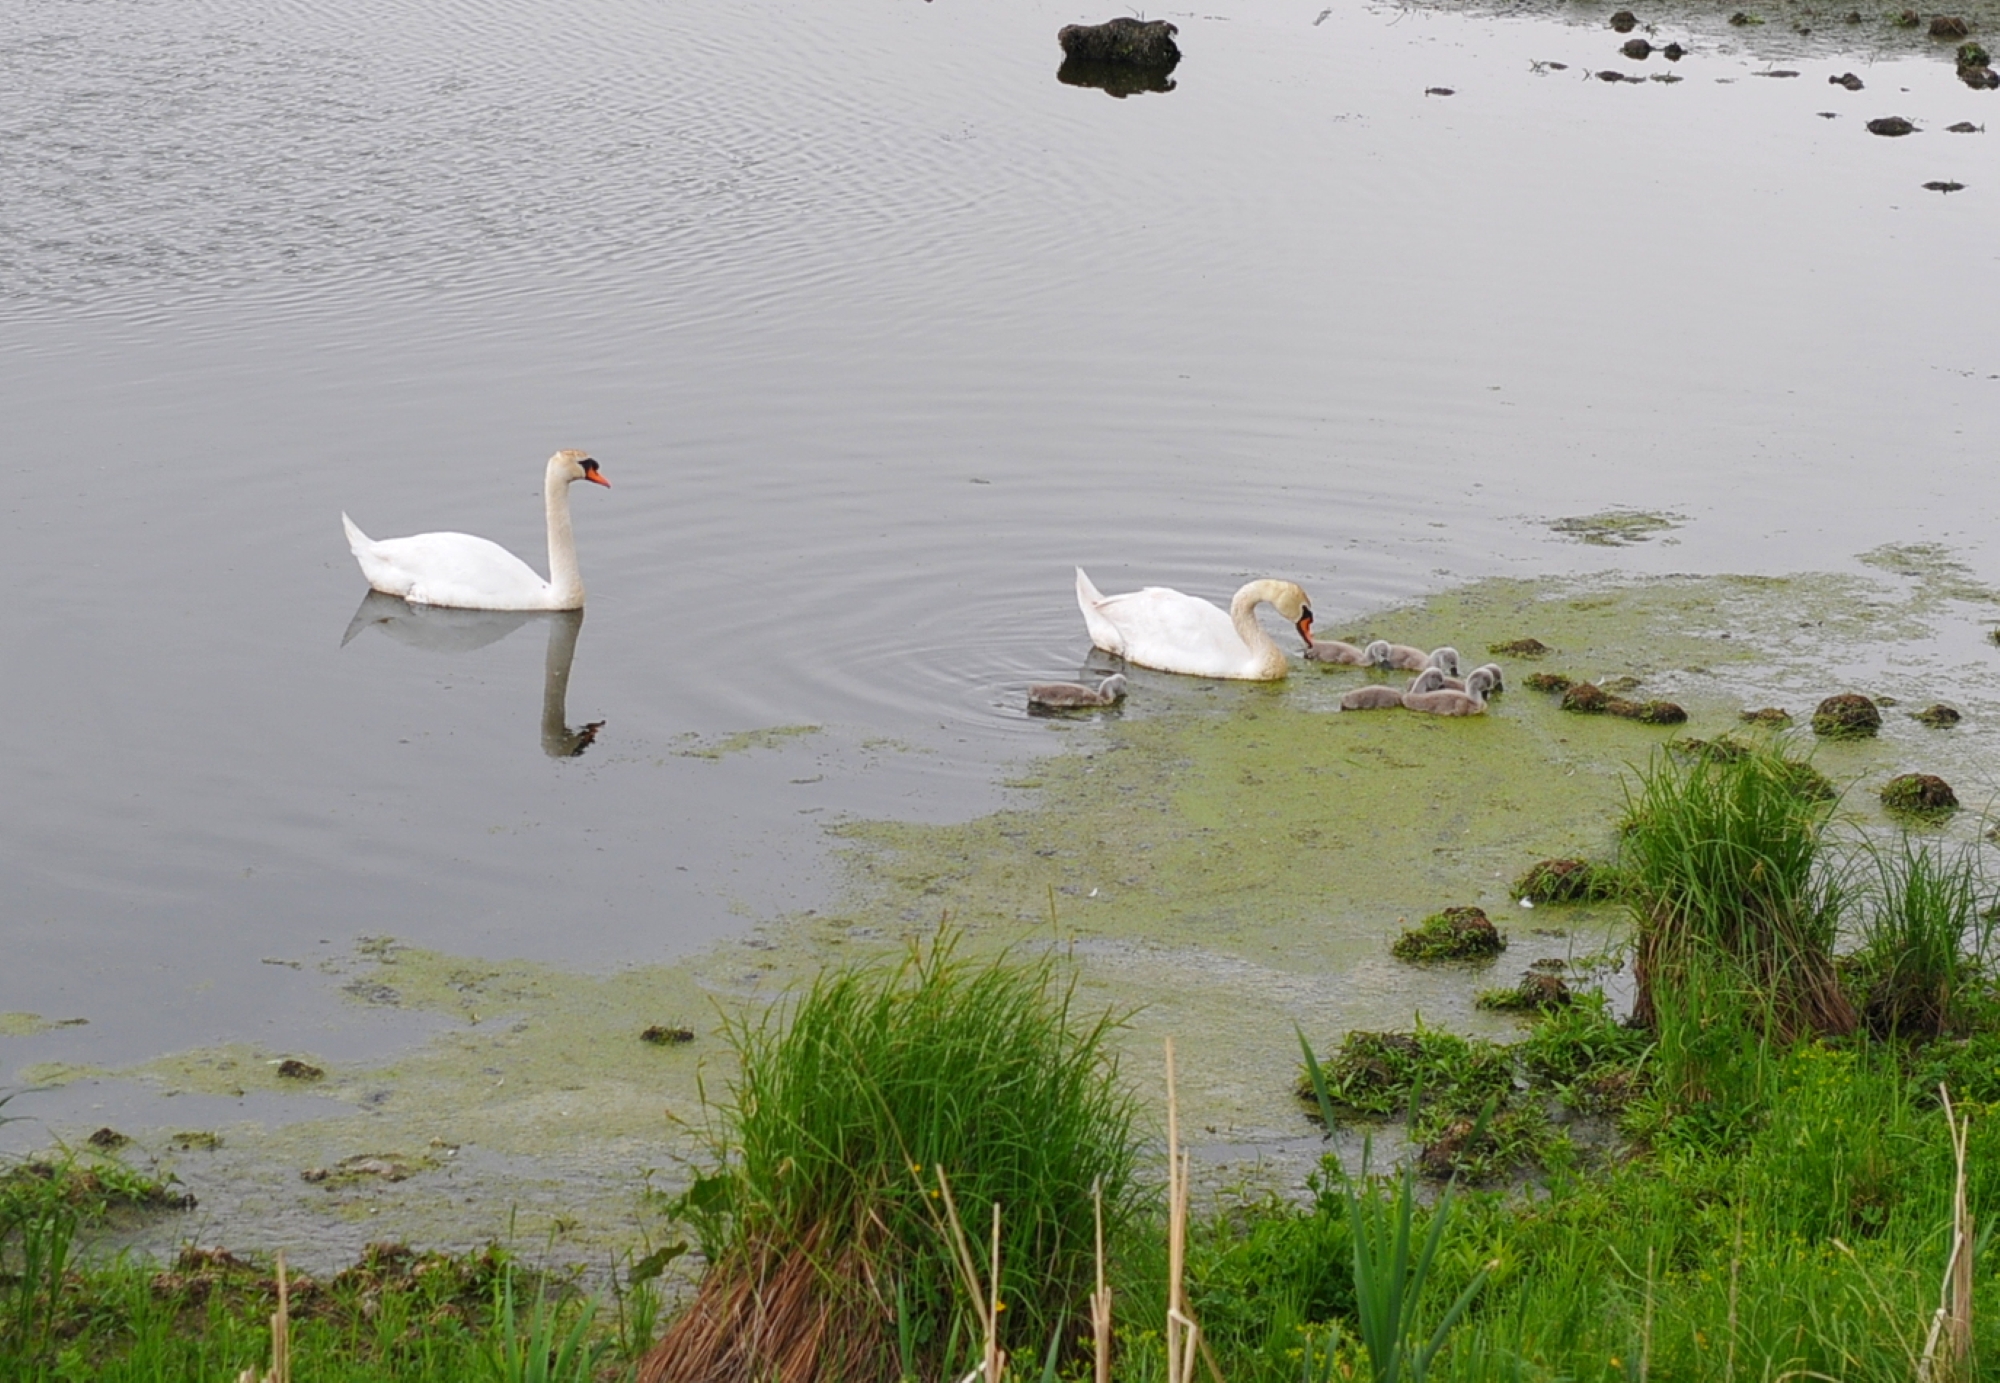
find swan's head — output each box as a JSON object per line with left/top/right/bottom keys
{"left": 1408, "top": 667, "right": 1448, "bottom": 693}
{"left": 1363, "top": 639, "right": 1393, "bottom": 667}
{"left": 1097, "top": 674, "right": 1128, "bottom": 701}
{"left": 1466, "top": 667, "right": 1500, "bottom": 699}
{"left": 1263, "top": 582, "right": 1314, "bottom": 646}
{"left": 1426, "top": 646, "right": 1461, "bottom": 677}
{"left": 550, "top": 449, "right": 611, "bottom": 488}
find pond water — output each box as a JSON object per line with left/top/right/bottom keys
{"left": 4, "top": 0, "right": 1999, "bottom": 1251}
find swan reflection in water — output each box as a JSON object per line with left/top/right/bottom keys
{"left": 340, "top": 591, "right": 605, "bottom": 757}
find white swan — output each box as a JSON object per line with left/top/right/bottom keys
{"left": 342, "top": 450, "right": 609, "bottom": 611}
{"left": 1075, "top": 568, "right": 1313, "bottom": 681}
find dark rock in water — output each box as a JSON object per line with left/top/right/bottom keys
{"left": 1622, "top": 37, "right": 1653, "bottom": 57}
{"left": 1525, "top": 671, "right": 1574, "bottom": 694}
{"left": 1958, "top": 40, "right": 1991, "bottom": 66}
{"left": 1818, "top": 111, "right": 1841, "bottom": 118}
{"left": 1729, "top": 11, "right": 1760, "bottom": 24}
{"left": 1831, "top": 72, "right": 1865, "bottom": 89}
{"left": 1923, "top": 180, "right": 1967, "bottom": 192}
{"left": 641, "top": 1024, "right": 697, "bottom": 1045}
{"left": 1867, "top": 116, "right": 1918, "bottom": 136}
{"left": 1959, "top": 65, "right": 2000, "bottom": 88}
{"left": 1425, "top": 86, "right": 1456, "bottom": 96}
{"left": 1058, "top": 58, "right": 1178, "bottom": 97}
{"left": 1561, "top": 682, "right": 1609, "bottom": 713}
{"left": 1914, "top": 703, "right": 1962, "bottom": 726}
{"left": 1662, "top": 41, "right": 1687, "bottom": 58}
{"left": 1739, "top": 706, "right": 1793, "bottom": 726}
{"left": 1881, "top": 773, "right": 1958, "bottom": 815}
{"left": 1812, "top": 692, "right": 1882, "bottom": 738}
{"left": 1393, "top": 906, "right": 1506, "bottom": 962}
{"left": 1488, "top": 637, "right": 1550, "bottom": 657}
{"left": 277, "top": 1058, "right": 324, "bottom": 1080}
{"left": 1610, "top": 9, "right": 1639, "bottom": 31}
{"left": 1894, "top": 9, "right": 1923, "bottom": 26}
{"left": 1930, "top": 15, "right": 1970, "bottom": 37}
{"left": 88, "top": 1127, "right": 130, "bottom": 1149}
{"left": 1947, "top": 120, "right": 1983, "bottom": 132}
{"left": 1058, "top": 17, "right": 1181, "bottom": 68}
{"left": 1755, "top": 69, "right": 1802, "bottom": 77}
{"left": 1596, "top": 69, "right": 1639, "bottom": 82}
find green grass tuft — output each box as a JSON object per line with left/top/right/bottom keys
{"left": 651, "top": 932, "right": 1140, "bottom": 1381}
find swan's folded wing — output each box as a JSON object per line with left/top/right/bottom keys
{"left": 1087, "top": 586, "right": 1245, "bottom": 675}
{"left": 351, "top": 531, "right": 550, "bottom": 610}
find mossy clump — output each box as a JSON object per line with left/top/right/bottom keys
{"left": 1393, "top": 906, "right": 1506, "bottom": 962}
{"left": 1959, "top": 40, "right": 1992, "bottom": 66}
{"left": 1607, "top": 699, "right": 1687, "bottom": 725}
{"left": 1739, "top": 706, "right": 1792, "bottom": 727}
{"left": 1477, "top": 969, "right": 1574, "bottom": 1013}
{"left": 1512, "top": 858, "right": 1627, "bottom": 904}
{"left": 641, "top": 1024, "right": 697, "bottom": 1045}
{"left": 1913, "top": 703, "right": 1962, "bottom": 728}
{"left": 1812, "top": 693, "right": 1881, "bottom": 739}
{"left": 1295, "top": 1028, "right": 1512, "bottom": 1119}
{"left": 1880, "top": 773, "right": 1958, "bottom": 817}
{"left": 1931, "top": 15, "right": 1970, "bottom": 37}
{"left": 1489, "top": 638, "right": 1551, "bottom": 657}
{"left": 1056, "top": 16, "right": 1181, "bottom": 67}
{"left": 1673, "top": 735, "right": 1751, "bottom": 763}
{"left": 1525, "top": 672, "right": 1574, "bottom": 694}
{"left": 275, "top": 1059, "right": 323, "bottom": 1080}
{"left": 1561, "top": 682, "right": 1609, "bottom": 714}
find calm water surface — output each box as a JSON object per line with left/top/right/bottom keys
{"left": 3, "top": 0, "right": 1997, "bottom": 1128}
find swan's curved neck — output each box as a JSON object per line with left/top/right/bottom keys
{"left": 1228, "top": 581, "right": 1290, "bottom": 679}
{"left": 545, "top": 469, "right": 584, "bottom": 607}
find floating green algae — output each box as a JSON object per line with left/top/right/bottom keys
{"left": 672, "top": 724, "right": 822, "bottom": 759}
{"left": 40, "top": 564, "right": 2000, "bottom": 1265}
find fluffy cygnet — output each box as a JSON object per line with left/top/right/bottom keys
{"left": 1403, "top": 666, "right": 1495, "bottom": 716}
{"left": 1365, "top": 641, "right": 1461, "bottom": 675}
{"left": 1304, "top": 639, "right": 1371, "bottom": 665}
{"left": 1028, "top": 674, "right": 1128, "bottom": 710}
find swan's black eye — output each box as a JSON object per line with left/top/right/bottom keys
{"left": 1301, "top": 605, "right": 1314, "bottom": 622}
{"left": 580, "top": 459, "right": 599, "bottom": 473}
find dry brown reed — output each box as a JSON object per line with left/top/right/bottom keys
{"left": 1917, "top": 1087, "right": 1973, "bottom": 1383}
{"left": 234, "top": 1250, "right": 290, "bottom": 1383}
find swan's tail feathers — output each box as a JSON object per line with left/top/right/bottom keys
{"left": 1074, "top": 567, "right": 1121, "bottom": 655}
{"left": 341, "top": 512, "right": 372, "bottom": 554}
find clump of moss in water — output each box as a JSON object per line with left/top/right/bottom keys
{"left": 1913, "top": 703, "right": 1962, "bottom": 728}
{"left": 1880, "top": 773, "right": 1957, "bottom": 817}
{"left": 1740, "top": 706, "right": 1792, "bottom": 727}
{"left": 1487, "top": 638, "right": 1551, "bottom": 657}
{"left": 1476, "top": 964, "right": 1573, "bottom": 1013}
{"left": 1605, "top": 697, "right": 1688, "bottom": 725}
{"left": 1561, "top": 682, "right": 1609, "bottom": 713}
{"left": 1393, "top": 906, "right": 1505, "bottom": 961}
{"left": 1513, "top": 858, "right": 1628, "bottom": 903}
{"left": 1548, "top": 510, "right": 1683, "bottom": 546}
{"left": 1812, "top": 693, "right": 1881, "bottom": 739}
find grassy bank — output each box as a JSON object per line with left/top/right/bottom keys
{"left": 11, "top": 742, "right": 2000, "bottom": 1381}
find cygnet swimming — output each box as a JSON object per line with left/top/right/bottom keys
{"left": 1028, "top": 674, "right": 1128, "bottom": 710}
{"left": 1365, "top": 641, "right": 1461, "bottom": 676}
{"left": 1340, "top": 684, "right": 1408, "bottom": 711}
{"left": 1304, "top": 638, "right": 1372, "bottom": 665}
{"left": 1403, "top": 666, "right": 1496, "bottom": 716}
{"left": 1440, "top": 662, "right": 1504, "bottom": 693}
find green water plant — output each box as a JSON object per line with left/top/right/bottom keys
{"left": 1850, "top": 839, "right": 1990, "bottom": 1039}
{"left": 1392, "top": 909, "right": 1504, "bottom": 963}
{"left": 1620, "top": 741, "right": 1855, "bottom": 1041}
{"left": 1338, "top": 1152, "right": 1490, "bottom": 1383}
{"left": 644, "top": 931, "right": 1139, "bottom": 1383}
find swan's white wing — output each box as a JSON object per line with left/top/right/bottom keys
{"left": 346, "top": 524, "right": 551, "bottom": 611}
{"left": 1082, "top": 584, "right": 1253, "bottom": 677}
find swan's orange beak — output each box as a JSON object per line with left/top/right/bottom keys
{"left": 1295, "top": 608, "right": 1315, "bottom": 647}
{"left": 585, "top": 470, "right": 611, "bottom": 487}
